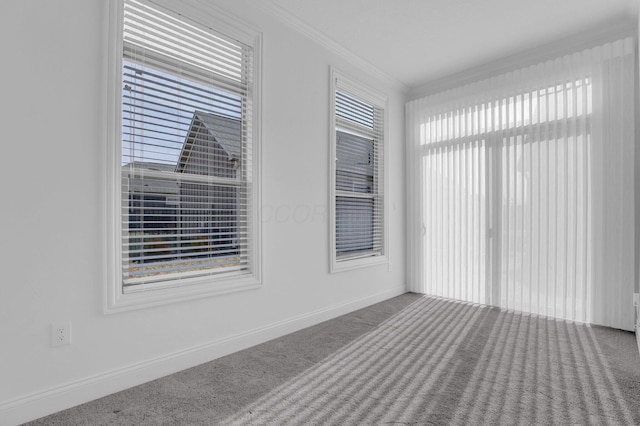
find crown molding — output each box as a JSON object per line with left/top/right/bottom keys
{"left": 249, "top": 0, "right": 408, "bottom": 94}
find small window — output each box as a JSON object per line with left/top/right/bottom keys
{"left": 330, "top": 69, "right": 388, "bottom": 272}
{"left": 106, "top": 0, "right": 261, "bottom": 312}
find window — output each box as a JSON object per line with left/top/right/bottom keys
{"left": 106, "top": 0, "right": 261, "bottom": 312}
{"left": 330, "top": 69, "right": 388, "bottom": 272}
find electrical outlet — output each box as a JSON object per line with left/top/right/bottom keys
{"left": 51, "top": 322, "right": 71, "bottom": 347}
{"left": 633, "top": 293, "right": 640, "bottom": 308}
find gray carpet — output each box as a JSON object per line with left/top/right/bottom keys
{"left": 26, "top": 293, "right": 640, "bottom": 425}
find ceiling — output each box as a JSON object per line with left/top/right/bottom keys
{"left": 267, "top": 0, "right": 639, "bottom": 90}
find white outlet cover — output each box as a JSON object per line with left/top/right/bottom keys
{"left": 51, "top": 322, "right": 71, "bottom": 347}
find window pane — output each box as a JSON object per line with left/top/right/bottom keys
{"left": 121, "top": 0, "right": 252, "bottom": 288}
{"left": 121, "top": 62, "right": 242, "bottom": 168}
{"left": 336, "top": 196, "right": 374, "bottom": 255}
{"left": 336, "top": 131, "right": 374, "bottom": 193}
{"left": 332, "top": 81, "right": 385, "bottom": 265}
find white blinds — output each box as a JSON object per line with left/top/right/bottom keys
{"left": 418, "top": 132, "right": 489, "bottom": 304}
{"left": 120, "top": 0, "right": 254, "bottom": 289}
{"left": 335, "top": 89, "right": 385, "bottom": 260}
{"left": 407, "top": 38, "right": 635, "bottom": 330}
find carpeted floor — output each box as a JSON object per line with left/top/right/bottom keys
{"left": 26, "top": 293, "right": 640, "bottom": 425}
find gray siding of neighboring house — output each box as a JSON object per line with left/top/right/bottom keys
{"left": 124, "top": 112, "right": 242, "bottom": 260}
{"left": 176, "top": 112, "right": 242, "bottom": 256}
{"left": 123, "top": 162, "right": 179, "bottom": 232}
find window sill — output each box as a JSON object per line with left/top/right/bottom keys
{"left": 330, "top": 254, "right": 388, "bottom": 273}
{"left": 105, "top": 274, "right": 261, "bottom": 314}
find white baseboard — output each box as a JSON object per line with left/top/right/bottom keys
{"left": 0, "top": 285, "right": 406, "bottom": 426}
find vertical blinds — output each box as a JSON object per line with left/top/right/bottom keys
{"left": 335, "top": 90, "right": 384, "bottom": 259}
{"left": 121, "top": 0, "right": 254, "bottom": 289}
{"left": 419, "top": 134, "right": 488, "bottom": 305}
{"left": 407, "top": 38, "right": 635, "bottom": 330}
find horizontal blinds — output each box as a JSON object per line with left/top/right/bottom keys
{"left": 123, "top": 0, "right": 244, "bottom": 88}
{"left": 335, "top": 90, "right": 384, "bottom": 259}
{"left": 121, "top": 0, "right": 253, "bottom": 288}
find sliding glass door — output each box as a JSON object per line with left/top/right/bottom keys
{"left": 421, "top": 136, "right": 489, "bottom": 305}
{"left": 415, "top": 75, "right": 600, "bottom": 324}
{"left": 409, "top": 35, "right": 637, "bottom": 331}
{"left": 495, "top": 83, "right": 591, "bottom": 320}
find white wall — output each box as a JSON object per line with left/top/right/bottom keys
{"left": 0, "top": 1, "right": 406, "bottom": 423}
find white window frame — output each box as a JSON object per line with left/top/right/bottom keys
{"left": 104, "top": 0, "right": 262, "bottom": 313}
{"left": 329, "top": 68, "right": 389, "bottom": 273}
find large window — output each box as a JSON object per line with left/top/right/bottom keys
{"left": 330, "top": 69, "right": 388, "bottom": 272}
{"left": 406, "top": 37, "right": 635, "bottom": 330}
{"left": 106, "top": 0, "right": 261, "bottom": 311}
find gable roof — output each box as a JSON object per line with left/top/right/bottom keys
{"left": 176, "top": 111, "right": 242, "bottom": 173}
